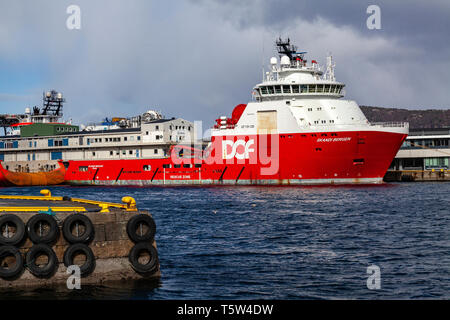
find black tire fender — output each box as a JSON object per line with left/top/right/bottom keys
{"left": 128, "top": 242, "right": 159, "bottom": 275}
{"left": 0, "top": 245, "right": 24, "bottom": 279}
{"left": 126, "top": 214, "right": 156, "bottom": 243}
{"left": 63, "top": 243, "right": 95, "bottom": 277}
{"left": 0, "top": 214, "right": 26, "bottom": 246}
{"left": 62, "top": 214, "right": 95, "bottom": 244}
{"left": 25, "top": 243, "right": 58, "bottom": 278}
{"left": 26, "top": 213, "right": 59, "bottom": 244}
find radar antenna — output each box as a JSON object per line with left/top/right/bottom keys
{"left": 42, "top": 90, "right": 65, "bottom": 116}
{"left": 275, "top": 37, "right": 306, "bottom": 62}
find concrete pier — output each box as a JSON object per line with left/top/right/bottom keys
{"left": 384, "top": 169, "right": 450, "bottom": 182}
{"left": 0, "top": 191, "right": 160, "bottom": 289}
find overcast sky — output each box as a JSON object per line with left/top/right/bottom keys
{"left": 0, "top": 0, "right": 449, "bottom": 125}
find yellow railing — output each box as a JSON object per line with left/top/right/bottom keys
{"left": 0, "top": 189, "right": 137, "bottom": 213}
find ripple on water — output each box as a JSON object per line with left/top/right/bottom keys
{"left": 0, "top": 182, "right": 449, "bottom": 299}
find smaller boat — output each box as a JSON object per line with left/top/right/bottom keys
{"left": 0, "top": 160, "right": 66, "bottom": 187}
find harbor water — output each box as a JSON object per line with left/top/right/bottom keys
{"left": 0, "top": 182, "right": 449, "bottom": 299}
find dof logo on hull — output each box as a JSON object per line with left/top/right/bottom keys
{"left": 222, "top": 139, "right": 255, "bottom": 160}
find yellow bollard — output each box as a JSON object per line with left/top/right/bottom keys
{"left": 122, "top": 197, "right": 137, "bottom": 211}
{"left": 99, "top": 203, "right": 110, "bottom": 213}
{"left": 40, "top": 189, "right": 52, "bottom": 197}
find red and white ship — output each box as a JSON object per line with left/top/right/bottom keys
{"left": 64, "top": 38, "right": 408, "bottom": 186}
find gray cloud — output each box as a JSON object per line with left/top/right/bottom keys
{"left": 0, "top": 0, "right": 448, "bottom": 128}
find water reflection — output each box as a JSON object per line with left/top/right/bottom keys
{"left": 0, "top": 278, "right": 161, "bottom": 300}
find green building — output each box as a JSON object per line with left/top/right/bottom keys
{"left": 20, "top": 123, "right": 79, "bottom": 137}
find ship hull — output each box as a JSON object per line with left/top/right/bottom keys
{"left": 64, "top": 130, "right": 407, "bottom": 186}
{"left": 0, "top": 161, "right": 66, "bottom": 187}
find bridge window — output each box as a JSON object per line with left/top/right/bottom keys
{"left": 309, "top": 85, "right": 317, "bottom": 93}
{"left": 274, "top": 85, "right": 282, "bottom": 94}
{"left": 282, "top": 85, "right": 291, "bottom": 94}
{"left": 324, "top": 85, "right": 331, "bottom": 93}
{"left": 317, "top": 85, "right": 324, "bottom": 93}
{"left": 292, "top": 85, "right": 300, "bottom": 93}
{"left": 300, "top": 85, "right": 308, "bottom": 93}
{"left": 267, "top": 86, "right": 274, "bottom": 94}
{"left": 260, "top": 86, "right": 268, "bottom": 95}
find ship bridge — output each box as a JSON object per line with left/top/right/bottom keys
{"left": 253, "top": 38, "right": 345, "bottom": 102}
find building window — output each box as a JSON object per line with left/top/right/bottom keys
{"left": 425, "top": 157, "right": 449, "bottom": 169}
{"left": 129, "top": 150, "right": 133, "bottom": 155}
{"left": 143, "top": 165, "right": 151, "bottom": 171}
{"left": 79, "top": 166, "right": 88, "bottom": 172}
{"left": 155, "top": 125, "right": 159, "bottom": 130}
{"left": 162, "top": 164, "right": 171, "bottom": 168}
{"left": 110, "top": 151, "right": 113, "bottom": 156}
{"left": 124, "top": 137, "right": 127, "bottom": 141}
{"left": 154, "top": 149, "right": 158, "bottom": 154}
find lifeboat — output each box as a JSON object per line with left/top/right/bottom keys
{"left": 0, "top": 161, "right": 66, "bottom": 187}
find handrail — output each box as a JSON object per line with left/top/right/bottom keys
{"left": 370, "top": 122, "right": 409, "bottom": 128}
{"left": 0, "top": 189, "right": 138, "bottom": 212}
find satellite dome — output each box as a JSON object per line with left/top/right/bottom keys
{"left": 280, "top": 55, "right": 290, "bottom": 66}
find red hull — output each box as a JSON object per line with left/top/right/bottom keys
{"left": 64, "top": 131, "right": 407, "bottom": 186}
